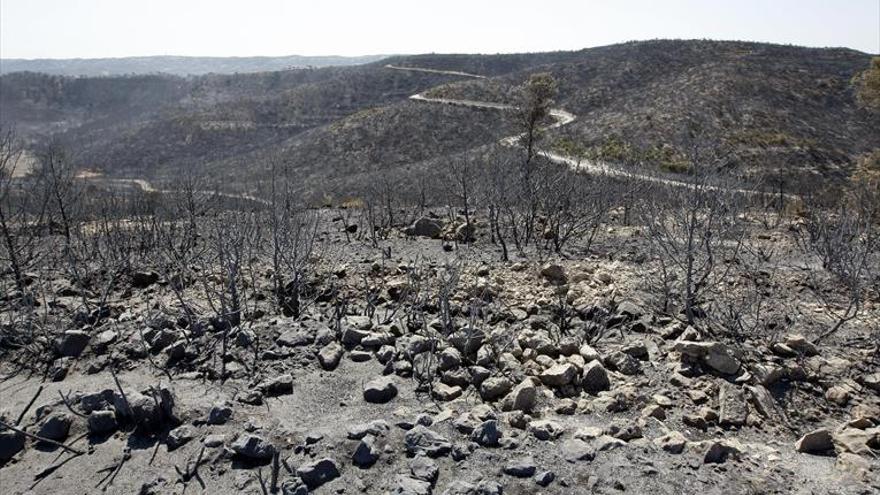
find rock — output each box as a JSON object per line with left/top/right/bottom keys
{"left": 500, "top": 378, "right": 538, "bottom": 412}
{"left": 131, "top": 270, "right": 160, "bottom": 288}
{"left": 480, "top": 376, "right": 513, "bottom": 401}
{"left": 281, "top": 479, "right": 309, "bottom": 495}
{"left": 363, "top": 376, "right": 398, "bottom": 403}
{"left": 391, "top": 475, "right": 432, "bottom": 495}
{"left": 825, "top": 386, "right": 850, "bottom": 406}
{"left": 347, "top": 420, "right": 390, "bottom": 440}
{"left": 836, "top": 452, "right": 874, "bottom": 481}
{"left": 37, "top": 413, "right": 71, "bottom": 441}
{"left": 317, "top": 342, "right": 344, "bottom": 370}
{"left": 236, "top": 389, "right": 264, "bottom": 405}
{"left": 540, "top": 263, "right": 567, "bottom": 285}
{"left": 297, "top": 457, "right": 340, "bottom": 489}
{"left": 561, "top": 439, "right": 596, "bottom": 462}
{"left": 718, "top": 383, "right": 748, "bottom": 427}
{"left": 673, "top": 340, "right": 740, "bottom": 375}
{"left": 745, "top": 385, "right": 778, "bottom": 419}
{"left": 207, "top": 402, "right": 233, "bottom": 425}
{"left": 503, "top": 457, "right": 537, "bottom": 477}
{"left": 534, "top": 470, "right": 555, "bottom": 487}
{"left": 409, "top": 456, "right": 439, "bottom": 483}
{"left": 231, "top": 434, "right": 276, "bottom": 460}
{"left": 540, "top": 363, "right": 578, "bottom": 387}
{"left": 55, "top": 330, "right": 91, "bottom": 357}
{"left": 352, "top": 434, "right": 380, "bottom": 467}
{"left": 795, "top": 428, "right": 834, "bottom": 454}
{"left": 654, "top": 431, "right": 688, "bottom": 454}
{"left": 605, "top": 351, "right": 641, "bottom": 375}
{"left": 404, "top": 426, "right": 452, "bottom": 457}
{"left": 471, "top": 420, "right": 501, "bottom": 447}
{"left": 579, "top": 344, "right": 600, "bottom": 362}
{"left": 616, "top": 300, "right": 644, "bottom": 319}
{"left": 88, "top": 410, "right": 117, "bottom": 434}
{"left": 259, "top": 374, "right": 293, "bottom": 396}
{"left": 404, "top": 217, "right": 443, "bottom": 238}
{"left": 92, "top": 329, "right": 118, "bottom": 353}
{"left": 0, "top": 430, "right": 25, "bottom": 461}
{"left": 203, "top": 434, "right": 226, "bottom": 448}
{"left": 276, "top": 329, "right": 314, "bottom": 348}
{"left": 438, "top": 347, "right": 462, "bottom": 371}
{"left": 166, "top": 425, "right": 194, "bottom": 450}
{"left": 529, "top": 420, "right": 564, "bottom": 441}
{"left": 582, "top": 360, "right": 611, "bottom": 393}
{"left": 703, "top": 440, "right": 742, "bottom": 463}
{"left": 833, "top": 427, "right": 880, "bottom": 456}
{"left": 432, "top": 383, "right": 463, "bottom": 401}
{"left": 785, "top": 334, "right": 819, "bottom": 356}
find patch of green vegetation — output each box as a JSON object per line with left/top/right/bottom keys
{"left": 726, "top": 129, "right": 816, "bottom": 149}
{"left": 552, "top": 137, "right": 691, "bottom": 173}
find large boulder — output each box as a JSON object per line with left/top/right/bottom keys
{"left": 404, "top": 217, "right": 443, "bottom": 238}
{"left": 795, "top": 428, "right": 834, "bottom": 454}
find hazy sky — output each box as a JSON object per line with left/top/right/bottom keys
{"left": 1, "top": 0, "right": 878, "bottom": 59}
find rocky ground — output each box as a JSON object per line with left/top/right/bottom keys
{"left": 1, "top": 211, "right": 879, "bottom": 494}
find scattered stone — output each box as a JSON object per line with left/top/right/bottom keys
{"left": 529, "top": 420, "right": 564, "bottom": 441}
{"left": 348, "top": 420, "right": 390, "bottom": 440}
{"left": 276, "top": 329, "right": 314, "bottom": 348}
{"left": 480, "top": 376, "right": 513, "bottom": 401}
{"left": 673, "top": 341, "right": 741, "bottom": 375}
{"left": 37, "top": 412, "right": 71, "bottom": 441}
{"left": 795, "top": 428, "right": 834, "bottom": 454}
{"left": 0, "top": 430, "right": 25, "bottom": 461}
{"left": 654, "top": 431, "right": 688, "bottom": 454}
{"left": 540, "top": 263, "right": 567, "bottom": 285}
{"left": 503, "top": 457, "right": 537, "bottom": 477}
{"left": 409, "top": 456, "right": 439, "bottom": 483}
{"left": 500, "top": 378, "right": 538, "bottom": 412}
{"left": 703, "top": 440, "right": 742, "bottom": 464}
{"left": 404, "top": 217, "right": 443, "bottom": 238}
{"left": 432, "top": 383, "right": 463, "bottom": 401}
{"left": 785, "top": 334, "right": 819, "bottom": 356}
{"left": 259, "top": 374, "right": 293, "bottom": 396}
{"left": 207, "top": 402, "right": 233, "bottom": 425}
{"left": 352, "top": 434, "right": 380, "bottom": 467}
{"left": 88, "top": 410, "right": 117, "bottom": 434}
{"left": 582, "top": 361, "right": 611, "bottom": 393}
{"left": 605, "top": 351, "right": 641, "bottom": 375}
{"left": 167, "top": 425, "right": 194, "bottom": 450}
{"left": 363, "top": 376, "right": 398, "bottom": 403}
{"left": 317, "top": 342, "right": 344, "bottom": 370}
{"left": 231, "top": 434, "right": 276, "bottom": 460}
{"left": 534, "top": 470, "right": 555, "bottom": 487}
{"left": 204, "top": 434, "right": 226, "bottom": 448}
{"left": 718, "top": 383, "right": 748, "bottom": 427}
{"left": 404, "top": 426, "right": 452, "bottom": 457}
{"left": 297, "top": 457, "right": 340, "bottom": 489}
{"left": 561, "top": 439, "right": 596, "bottom": 462}
{"left": 55, "top": 330, "right": 91, "bottom": 357}
{"left": 540, "top": 362, "right": 578, "bottom": 387}
{"left": 391, "top": 475, "right": 432, "bottom": 495}
{"left": 825, "top": 386, "right": 850, "bottom": 406}
{"left": 471, "top": 420, "right": 501, "bottom": 447}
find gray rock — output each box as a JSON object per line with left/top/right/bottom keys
{"left": 207, "top": 402, "right": 233, "bottom": 425}
{"left": 432, "top": 383, "right": 463, "bottom": 401}
{"left": 795, "top": 428, "right": 834, "bottom": 454}
{"left": 363, "top": 376, "right": 397, "bottom": 403}
{"left": 297, "top": 457, "right": 340, "bottom": 489}
{"left": 166, "top": 425, "right": 194, "bottom": 450}
{"left": 131, "top": 270, "right": 159, "bottom": 288}
{"left": 500, "top": 378, "right": 538, "bottom": 412}
{"left": 534, "top": 470, "right": 555, "bottom": 487}
{"left": 0, "top": 430, "right": 25, "bottom": 461}
{"left": 88, "top": 410, "right": 117, "bottom": 434}
{"left": 391, "top": 475, "right": 432, "bottom": 495}
{"left": 404, "top": 217, "right": 443, "bottom": 238}
{"left": 582, "top": 360, "right": 611, "bottom": 393}
{"left": 529, "top": 420, "right": 564, "bottom": 441}
{"left": 480, "top": 376, "right": 513, "bottom": 401}
{"left": 281, "top": 479, "right": 309, "bottom": 495}
{"left": 203, "top": 434, "right": 226, "bottom": 447}
{"left": 276, "top": 329, "right": 314, "bottom": 347}
{"left": 259, "top": 374, "right": 293, "bottom": 396}
{"left": 540, "top": 263, "right": 567, "bottom": 285}
{"left": 718, "top": 383, "right": 748, "bottom": 427}
{"left": 653, "top": 431, "right": 688, "bottom": 454}
{"left": 409, "top": 456, "right": 439, "bottom": 483}
{"left": 352, "top": 434, "right": 380, "bottom": 467}
{"left": 703, "top": 440, "right": 742, "bottom": 463}
{"left": 231, "top": 434, "right": 276, "bottom": 460}
{"left": 471, "top": 420, "right": 501, "bottom": 447}
{"left": 347, "top": 420, "right": 391, "bottom": 440}
{"left": 317, "top": 342, "right": 344, "bottom": 370}
{"left": 37, "top": 412, "right": 71, "bottom": 441}
{"left": 503, "top": 457, "right": 537, "bottom": 477}
{"left": 540, "top": 363, "right": 578, "bottom": 387}
{"left": 561, "top": 439, "right": 596, "bottom": 462}
{"left": 404, "top": 426, "right": 452, "bottom": 457}
{"left": 605, "top": 351, "right": 641, "bottom": 375}
{"left": 55, "top": 330, "right": 91, "bottom": 357}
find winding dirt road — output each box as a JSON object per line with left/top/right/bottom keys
{"left": 388, "top": 65, "right": 776, "bottom": 197}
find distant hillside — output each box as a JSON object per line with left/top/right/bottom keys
{"left": 2, "top": 40, "right": 877, "bottom": 197}
{"left": 0, "top": 54, "right": 386, "bottom": 76}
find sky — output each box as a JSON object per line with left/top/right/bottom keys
{"left": 1, "top": 0, "right": 878, "bottom": 59}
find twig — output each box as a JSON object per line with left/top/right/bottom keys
{"left": 110, "top": 367, "right": 132, "bottom": 420}
{"left": 256, "top": 468, "right": 269, "bottom": 495}
{"left": 15, "top": 385, "right": 44, "bottom": 426}
{"left": 270, "top": 450, "right": 280, "bottom": 494}
{"left": 57, "top": 390, "right": 88, "bottom": 418}
{"left": 96, "top": 446, "right": 131, "bottom": 491}
{"left": 30, "top": 450, "right": 83, "bottom": 489}
{"left": 0, "top": 420, "right": 84, "bottom": 454}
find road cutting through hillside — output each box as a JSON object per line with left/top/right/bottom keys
{"left": 388, "top": 64, "right": 782, "bottom": 198}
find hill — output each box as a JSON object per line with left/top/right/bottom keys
{"left": 1, "top": 40, "right": 877, "bottom": 196}
{"left": 0, "top": 54, "right": 387, "bottom": 76}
